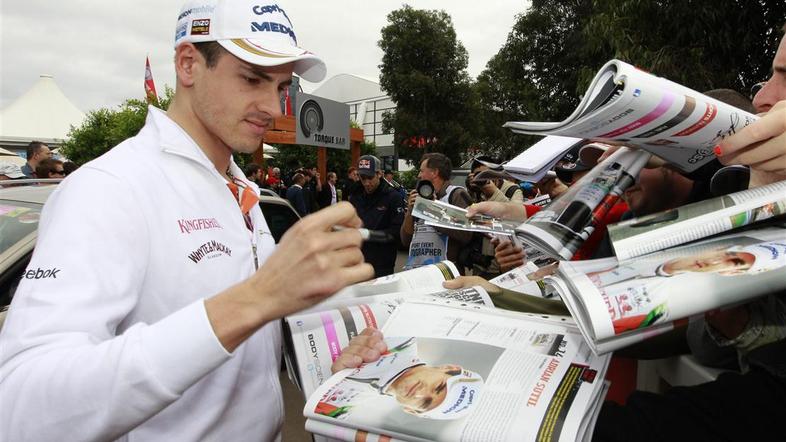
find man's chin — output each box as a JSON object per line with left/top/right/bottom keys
{"left": 231, "top": 142, "right": 261, "bottom": 155}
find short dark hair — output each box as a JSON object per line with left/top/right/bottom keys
{"left": 244, "top": 163, "right": 262, "bottom": 178}
{"left": 704, "top": 89, "right": 755, "bottom": 113}
{"left": 347, "top": 167, "right": 357, "bottom": 175}
{"left": 292, "top": 173, "right": 305, "bottom": 185}
{"left": 62, "top": 161, "right": 78, "bottom": 175}
{"left": 35, "top": 158, "right": 63, "bottom": 178}
{"left": 194, "top": 41, "right": 225, "bottom": 68}
{"left": 26, "top": 141, "right": 47, "bottom": 158}
{"left": 421, "top": 153, "right": 452, "bottom": 180}
{"left": 471, "top": 155, "right": 499, "bottom": 172}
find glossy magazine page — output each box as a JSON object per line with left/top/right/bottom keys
{"left": 304, "top": 300, "right": 610, "bottom": 442}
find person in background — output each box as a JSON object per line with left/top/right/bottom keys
{"left": 21, "top": 141, "right": 51, "bottom": 178}
{"left": 348, "top": 155, "right": 405, "bottom": 277}
{"left": 34, "top": 158, "right": 65, "bottom": 180}
{"left": 286, "top": 172, "right": 308, "bottom": 217}
{"left": 266, "top": 166, "right": 286, "bottom": 196}
{"left": 244, "top": 163, "right": 264, "bottom": 187}
{"left": 62, "top": 161, "right": 78, "bottom": 176}
{"left": 341, "top": 166, "right": 360, "bottom": 201}
{"left": 466, "top": 156, "right": 524, "bottom": 204}
{"left": 319, "top": 171, "right": 339, "bottom": 208}
{"left": 401, "top": 152, "right": 473, "bottom": 272}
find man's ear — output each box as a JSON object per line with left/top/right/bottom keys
{"left": 174, "top": 43, "right": 201, "bottom": 87}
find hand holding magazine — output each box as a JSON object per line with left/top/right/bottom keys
{"left": 515, "top": 146, "right": 651, "bottom": 260}
{"left": 504, "top": 59, "right": 758, "bottom": 172}
{"left": 304, "top": 300, "right": 611, "bottom": 442}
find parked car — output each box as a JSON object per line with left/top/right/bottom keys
{"left": 0, "top": 183, "right": 301, "bottom": 330}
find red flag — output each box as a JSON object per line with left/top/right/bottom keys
{"left": 144, "top": 56, "right": 159, "bottom": 106}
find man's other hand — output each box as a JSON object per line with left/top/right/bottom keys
{"left": 332, "top": 328, "right": 387, "bottom": 373}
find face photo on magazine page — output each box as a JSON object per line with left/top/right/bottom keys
{"left": 312, "top": 336, "right": 499, "bottom": 435}
{"left": 588, "top": 236, "right": 786, "bottom": 335}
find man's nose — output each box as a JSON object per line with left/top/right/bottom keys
{"left": 752, "top": 79, "right": 776, "bottom": 113}
{"left": 256, "top": 87, "right": 283, "bottom": 119}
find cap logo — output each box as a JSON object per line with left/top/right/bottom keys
{"left": 250, "top": 21, "right": 297, "bottom": 42}
{"left": 359, "top": 159, "right": 371, "bottom": 169}
{"left": 252, "top": 4, "right": 292, "bottom": 24}
{"left": 178, "top": 5, "right": 215, "bottom": 21}
{"left": 191, "top": 19, "right": 211, "bottom": 35}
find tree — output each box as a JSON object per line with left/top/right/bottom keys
{"left": 474, "top": 0, "right": 786, "bottom": 160}
{"left": 60, "top": 87, "right": 174, "bottom": 165}
{"left": 473, "top": 0, "right": 599, "bottom": 160}
{"left": 578, "top": 0, "right": 786, "bottom": 93}
{"left": 378, "top": 5, "right": 479, "bottom": 167}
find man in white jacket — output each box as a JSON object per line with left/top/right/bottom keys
{"left": 0, "top": 1, "right": 382, "bottom": 441}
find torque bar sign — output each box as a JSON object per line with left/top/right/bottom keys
{"left": 295, "top": 93, "right": 350, "bottom": 150}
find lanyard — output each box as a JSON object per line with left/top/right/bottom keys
{"left": 226, "top": 173, "right": 261, "bottom": 268}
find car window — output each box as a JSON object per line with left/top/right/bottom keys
{"left": 259, "top": 201, "right": 299, "bottom": 243}
{"left": 0, "top": 201, "right": 41, "bottom": 255}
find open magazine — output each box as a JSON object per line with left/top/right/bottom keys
{"left": 515, "top": 146, "right": 651, "bottom": 260}
{"left": 304, "top": 299, "right": 611, "bottom": 442}
{"left": 410, "top": 196, "right": 521, "bottom": 235}
{"left": 283, "top": 262, "right": 496, "bottom": 397}
{"left": 608, "top": 180, "right": 786, "bottom": 261}
{"left": 504, "top": 59, "right": 758, "bottom": 173}
{"left": 546, "top": 222, "right": 786, "bottom": 354}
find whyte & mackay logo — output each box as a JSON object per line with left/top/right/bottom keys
{"left": 188, "top": 240, "right": 232, "bottom": 263}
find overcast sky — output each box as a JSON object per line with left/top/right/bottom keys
{"left": 1, "top": 1, "right": 529, "bottom": 113}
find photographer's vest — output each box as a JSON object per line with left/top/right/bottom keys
{"left": 404, "top": 185, "right": 460, "bottom": 270}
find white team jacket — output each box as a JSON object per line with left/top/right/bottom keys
{"left": 0, "top": 108, "right": 284, "bottom": 441}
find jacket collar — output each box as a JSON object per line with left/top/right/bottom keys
{"left": 145, "top": 106, "right": 248, "bottom": 187}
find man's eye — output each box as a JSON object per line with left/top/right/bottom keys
{"left": 243, "top": 76, "right": 260, "bottom": 85}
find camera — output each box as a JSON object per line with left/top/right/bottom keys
{"left": 416, "top": 179, "right": 435, "bottom": 200}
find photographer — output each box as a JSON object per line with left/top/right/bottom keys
{"left": 466, "top": 156, "right": 524, "bottom": 204}
{"left": 464, "top": 156, "right": 525, "bottom": 278}
{"left": 401, "top": 153, "right": 473, "bottom": 272}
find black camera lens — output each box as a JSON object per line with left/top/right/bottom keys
{"left": 416, "top": 179, "right": 435, "bottom": 199}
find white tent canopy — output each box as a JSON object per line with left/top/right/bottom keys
{"left": 0, "top": 74, "right": 85, "bottom": 146}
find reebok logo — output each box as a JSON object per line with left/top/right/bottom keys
{"left": 24, "top": 267, "right": 61, "bottom": 279}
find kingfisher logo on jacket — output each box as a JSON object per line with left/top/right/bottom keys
{"left": 188, "top": 240, "right": 232, "bottom": 263}
{"left": 177, "top": 217, "right": 223, "bottom": 234}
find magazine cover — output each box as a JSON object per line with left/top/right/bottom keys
{"left": 553, "top": 224, "right": 786, "bottom": 353}
{"left": 504, "top": 59, "right": 759, "bottom": 172}
{"left": 305, "top": 300, "right": 610, "bottom": 442}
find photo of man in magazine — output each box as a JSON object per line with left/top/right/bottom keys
{"left": 314, "top": 337, "right": 485, "bottom": 421}
{"left": 586, "top": 236, "right": 786, "bottom": 334}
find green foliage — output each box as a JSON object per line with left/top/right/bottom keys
{"left": 398, "top": 168, "right": 419, "bottom": 189}
{"left": 378, "top": 5, "right": 480, "bottom": 167}
{"left": 473, "top": 0, "right": 597, "bottom": 160}
{"left": 61, "top": 87, "right": 174, "bottom": 165}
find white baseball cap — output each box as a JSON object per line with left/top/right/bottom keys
{"left": 417, "top": 368, "right": 484, "bottom": 420}
{"left": 728, "top": 241, "right": 786, "bottom": 275}
{"left": 0, "top": 163, "right": 25, "bottom": 179}
{"left": 174, "top": 0, "right": 326, "bottom": 82}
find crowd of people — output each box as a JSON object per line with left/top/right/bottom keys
{"left": 0, "top": 140, "right": 77, "bottom": 182}
{"left": 0, "top": 0, "right": 785, "bottom": 440}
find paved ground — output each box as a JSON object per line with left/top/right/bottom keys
{"left": 281, "top": 249, "right": 409, "bottom": 441}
